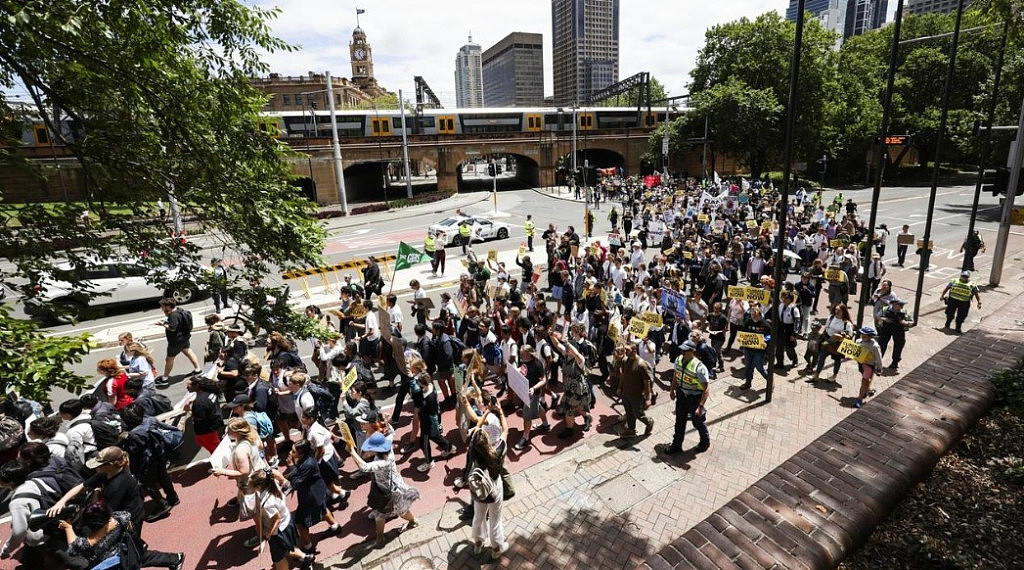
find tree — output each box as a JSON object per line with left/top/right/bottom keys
{"left": 0, "top": 1, "right": 326, "bottom": 399}
{"left": 687, "top": 12, "right": 840, "bottom": 178}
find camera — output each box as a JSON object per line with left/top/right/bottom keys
{"left": 28, "top": 503, "right": 81, "bottom": 533}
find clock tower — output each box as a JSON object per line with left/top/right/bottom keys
{"left": 349, "top": 26, "right": 375, "bottom": 86}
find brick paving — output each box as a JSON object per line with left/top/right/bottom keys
{"left": 320, "top": 229, "right": 1024, "bottom": 568}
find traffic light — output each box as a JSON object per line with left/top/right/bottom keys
{"left": 487, "top": 163, "right": 496, "bottom": 177}
{"left": 985, "top": 167, "right": 1024, "bottom": 197}
{"left": 495, "top": 163, "right": 503, "bottom": 175}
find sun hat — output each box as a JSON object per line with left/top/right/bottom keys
{"left": 361, "top": 431, "right": 393, "bottom": 454}
{"left": 86, "top": 446, "right": 126, "bottom": 470}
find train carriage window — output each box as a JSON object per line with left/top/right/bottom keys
{"left": 33, "top": 126, "right": 50, "bottom": 145}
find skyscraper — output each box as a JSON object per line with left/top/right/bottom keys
{"left": 906, "top": 0, "right": 971, "bottom": 15}
{"left": 844, "top": 0, "right": 888, "bottom": 37}
{"left": 482, "top": 32, "right": 544, "bottom": 107}
{"left": 551, "top": 0, "right": 619, "bottom": 106}
{"left": 455, "top": 35, "right": 484, "bottom": 108}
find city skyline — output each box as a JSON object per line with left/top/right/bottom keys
{"left": 255, "top": 0, "right": 788, "bottom": 107}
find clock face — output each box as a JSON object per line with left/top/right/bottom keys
{"left": 354, "top": 48, "right": 366, "bottom": 60}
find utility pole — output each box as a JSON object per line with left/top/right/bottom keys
{"left": 965, "top": 23, "right": 1008, "bottom": 243}
{"left": 399, "top": 89, "right": 413, "bottom": 199}
{"left": 913, "top": 0, "right": 965, "bottom": 323}
{"left": 766, "top": 0, "right": 805, "bottom": 404}
{"left": 856, "top": 0, "right": 904, "bottom": 328}
{"left": 325, "top": 71, "right": 349, "bottom": 215}
{"left": 989, "top": 96, "right": 1024, "bottom": 286}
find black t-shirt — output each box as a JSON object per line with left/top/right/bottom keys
{"left": 523, "top": 357, "right": 545, "bottom": 388}
{"left": 165, "top": 308, "right": 191, "bottom": 343}
{"left": 85, "top": 469, "right": 145, "bottom": 528}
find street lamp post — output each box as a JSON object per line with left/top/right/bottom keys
{"left": 571, "top": 106, "right": 578, "bottom": 196}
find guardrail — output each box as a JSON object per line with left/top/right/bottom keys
{"left": 281, "top": 254, "right": 397, "bottom": 280}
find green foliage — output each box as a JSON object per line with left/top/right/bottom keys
{"left": 0, "top": 0, "right": 326, "bottom": 396}
{"left": 0, "top": 305, "right": 94, "bottom": 402}
{"left": 991, "top": 359, "right": 1024, "bottom": 417}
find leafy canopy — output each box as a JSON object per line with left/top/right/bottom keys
{"left": 0, "top": 0, "right": 327, "bottom": 399}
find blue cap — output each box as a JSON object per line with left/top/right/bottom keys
{"left": 680, "top": 340, "right": 697, "bottom": 352}
{"left": 859, "top": 326, "right": 877, "bottom": 336}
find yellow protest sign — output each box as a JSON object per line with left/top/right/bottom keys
{"left": 683, "top": 250, "right": 693, "bottom": 259}
{"left": 761, "top": 221, "right": 772, "bottom": 231}
{"left": 746, "top": 220, "right": 758, "bottom": 229}
{"left": 744, "top": 287, "right": 771, "bottom": 305}
{"left": 341, "top": 366, "right": 357, "bottom": 393}
{"left": 1012, "top": 207, "right": 1024, "bottom": 226}
{"left": 518, "top": 242, "right": 527, "bottom": 257}
{"left": 627, "top": 318, "right": 650, "bottom": 338}
{"left": 488, "top": 250, "right": 498, "bottom": 261}
{"left": 915, "top": 239, "right": 934, "bottom": 250}
{"left": 640, "top": 311, "right": 663, "bottom": 327}
{"left": 697, "top": 214, "right": 709, "bottom": 222}
{"left": 335, "top": 421, "right": 356, "bottom": 449}
{"left": 837, "top": 339, "right": 871, "bottom": 364}
{"left": 829, "top": 239, "right": 842, "bottom": 248}
{"left": 727, "top": 285, "right": 747, "bottom": 300}
{"left": 461, "top": 258, "right": 470, "bottom": 267}
{"left": 825, "top": 269, "right": 845, "bottom": 281}
{"left": 736, "top": 331, "right": 766, "bottom": 350}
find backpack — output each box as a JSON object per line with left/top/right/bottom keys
{"left": 121, "top": 427, "right": 166, "bottom": 478}
{"left": 71, "top": 416, "right": 122, "bottom": 451}
{"left": 252, "top": 380, "right": 279, "bottom": 421}
{"left": 480, "top": 341, "right": 502, "bottom": 367}
{"left": 180, "top": 308, "right": 194, "bottom": 333}
{"left": 303, "top": 382, "right": 336, "bottom": 423}
{"left": 0, "top": 415, "right": 24, "bottom": 451}
{"left": 244, "top": 410, "right": 274, "bottom": 440}
{"left": 148, "top": 393, "right": 174, "bottom": 415}
{"left": 28, "top": 459, "right": 83, "bottom": 498}
{"left": 151, "top": 421, "right": 185, "bottom": 460}
{"left": 467, "top": 466, "right": 497, "bottom": 503}
{"left": 448, "top": 335, "right": 466, "bottom": 358}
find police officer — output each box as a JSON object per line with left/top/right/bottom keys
{"left": 940, "top": 270, "right": 981, "bottom": 333}
{"left": 424, "top": 231, "right": 438, "bottom": 275}
{"left": 878, "top": 297, "right": 914, "bottom": 372}
{"left": 458, "top": 220, "right": 472, "bottom": 255}
{"left": 657, "top": 340, "right": 711, "bottom": 455}
{"left": 524, "top": 214, "right": 536, "bottom": 252}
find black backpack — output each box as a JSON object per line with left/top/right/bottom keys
{"left": 448, "top": 335, "right": 466, "bottom": 357}
{"left": 71, "top": 416, "right": 122, "bottom": 450}
{"left": 28, "top": 459, "right": 83, "bottom": 499}
{"left": 303, "top": 382, "right": 336, "bottom": 423}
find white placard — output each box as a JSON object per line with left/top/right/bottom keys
{"left": 505, "top": 363, "right": 531, "bottom": 404}
{"left": 207, "top": 436, "right": 234, "bottom": 470}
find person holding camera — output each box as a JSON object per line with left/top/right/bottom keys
{"left": 59, "top": 502, "right": 184, "bottom": 569}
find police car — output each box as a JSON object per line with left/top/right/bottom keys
{"left": 428, "top": 216, "right": 510, "bottom": 247}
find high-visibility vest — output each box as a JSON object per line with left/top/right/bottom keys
{"left": 948, "top": 279, "right": 974, "bottom": 302}
{"left": 524, "top": 220, "right": 536, "bottom": 237}
{"left": 424, "top": 236, "right": 436, "bottom": 253}
{"left": 459, "top": 224, "right": 471, "bottom": 237}
{"left": 674, "top": 356, "right": 707, "bottom": 392}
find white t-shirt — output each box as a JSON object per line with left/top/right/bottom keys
{"left": 305, "top": 420, "right": 335, "bottom": 462}
{"left": 252, "top": 490, "right": 290, "bottom": 534}
{"left": 387, "top": 305, "right": 403, "bottom": 333}
{"left": 294, "top": 388, "right": 315, "bottom": 423}
{"left": 364, "top": 311, "right": 380, "bottom": 341}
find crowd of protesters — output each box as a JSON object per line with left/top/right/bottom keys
{"left": 0, "top": 173, "right": 953, "bottom": 568}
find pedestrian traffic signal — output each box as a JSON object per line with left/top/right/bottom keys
{"left": 487, "top": 163, "right": 496, "bottom": 177}
{"left": 985, "top": 167, "right": 1024, "bottom": 197}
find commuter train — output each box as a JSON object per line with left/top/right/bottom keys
{"left": 259, "top": 106, "right": 681, "bottom": 139}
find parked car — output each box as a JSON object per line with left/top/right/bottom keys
{"left": 23, "top": 258, "right": 199, "bottom": 323}
{"left": 428, "top": 215, "right": 510, "bottom": 247}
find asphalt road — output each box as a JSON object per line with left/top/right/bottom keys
{"left": 24, "top": 183, "right": 1019, "bottom": 410}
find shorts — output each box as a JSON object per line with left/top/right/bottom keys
{"left": 166, "top": 340, "right": 190, "bottom": 357}
{"left": 523, "top": 392, "right": 543, "bottom": 421}
{"left": 861, "top": 364, "right": 875, "bottom": 381}
{"left": 195, "top": 431, "right": 221, "bottom": 454}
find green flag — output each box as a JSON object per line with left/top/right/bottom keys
{"left": 395, "top": 241, "right": 431, "bottom": 271}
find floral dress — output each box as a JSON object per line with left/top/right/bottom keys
{"left": 558, "top": 341, "right": 591, "bottom": 417}
{"left": 361, "top": 454, "right": 420, "bottom": 521}
{"left": 67, "top": 511, "right": 131, "bottom": 567}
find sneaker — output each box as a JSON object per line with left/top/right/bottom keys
{"left": 459, "top": 506, "right": 475, "bottom": 521}
{"left": 331, "top": 490, "right": 351, "bottom": 503}
{"left": 739, "top": 382, "right": 752, "bottom": 390}
{"left": 453, "top": 477, "right": 465, "bottom": 489}
{"left": 582, "top": 416, "right": 592, "bottom": 432}
{"left": 655, "top": 443, "right": 683, "bottom": 455}
{"left": 171, "top": 553, "right": 185, "bottom": 570}
{"left": 416, "top": 461, "right": 434, "bottom": 473}
{"left": 473, "top": 541, "right": 484, "bottom": 555}
{"left": 513, "top": 438, "right": 530, "bottom": 451}
{"left": 167, "top": 495, "right": 181, "bottom": 507}
{"left": 145, "top": 503, "right": 172, "bottom": 523}
{"left": 440, "top": 447, "right": 457, "bottom": 459}
{"left": 853, "top": 398, "right": 863, "bottom": 408}
{"left": 192, "top": 368, "right": 203, "bottom": 375}
{"left": 267, "top": 456, "right": 280, "bottom": 467}
{"left": 534, "top": 423, "right": 551, "bottom": 434}
{"left": 695, "top": 442, "right": 710, "bottom": 453}
{"left": 494, "top": 542, "right": 510, "bottom": 557}
{"left": 327, "top": 523, "right": 342, "bottom": 535}
{"left": 618, "top": 429, "right": 638, "bottom": 438}
{"left": 642, "top": 418, "right": 655, "bottom": 437}
{"left": 400, "top": 443, "right": 417, "bottom": 455}
{"left": 154, "top": 376, "right": 170, "bottom": 388}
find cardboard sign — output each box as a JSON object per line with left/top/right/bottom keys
{"left": 335, "top": 421, "right": 356, "bottom": 450}
{"left": 391, "top": 338, "right": 407, "bottom": 375}
{"left": 487, "top": 249, "right": 498, "bottom": 261}
{"left": 683, "top": 250, "right": 694, "bottom": 259}
{"left": 377, "top": 308, "right": 392, "bottom": 342}
{"left": 697, "top": 214, "right": 709, "bottom": 222}
{"left": 727, "top": 285, "right": 747, "bottom": 300}
{"left": 915, "top": 239, "right": 934, "bottom": 250}
{"left": 746, "top": 220, "right": 758, "bottom": 229}
{"left": 518, "top": 243, "right": 527, "bottom": 257}
{"left": 627, "top": 317, "right": 650, "bottom": 338}
{"left": 453, "top": 365, "right": 466, "bottom": 394}
{"left": 505, "top": 363, "right": 531, "bottom": 404}
{"left": 745, "top": 287, "right": 771, "bottom": 305}
{"left": 761, "top": 221, "right": 772, "bottom": 232}
{"left": 608, "top": 233, "right": 622, "bottom": 247}
{"left": 825, "top": 269, "right": 846, "bottom": 282}
{"left": 896, "top": 233, "right": 915, "bottom": 246}
{"left": 829, "top": 239, "right": 842, "bottom": 248}
{"left": 414, "top": 297, "right": 435, "bottom": 310}
{"left": 640, "top": 311, "right": 663, "bottom": 327}
{"left": 341, "top": 366, "right": 358, "bottom": 393}
{"left": 837, "top": 339, "right": 871, "bottom": 364}
{"left": 736, "top": 331, "right": 767, "bottom": 350}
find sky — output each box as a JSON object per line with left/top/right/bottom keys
{"left": 256, "top": 0, "right": 793, "bottom": 107}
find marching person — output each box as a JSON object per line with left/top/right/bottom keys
{"left": 657, "top": 340, "right": 712, "bottom": 455}
{"left": 940, "top": 270, "right": 981, "bottom": 333}
{"left": 878, "top": 298, "right": 914, "bottom": 373}
{"left": 853, "top": 327, "right": 884, "bottom": 409}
